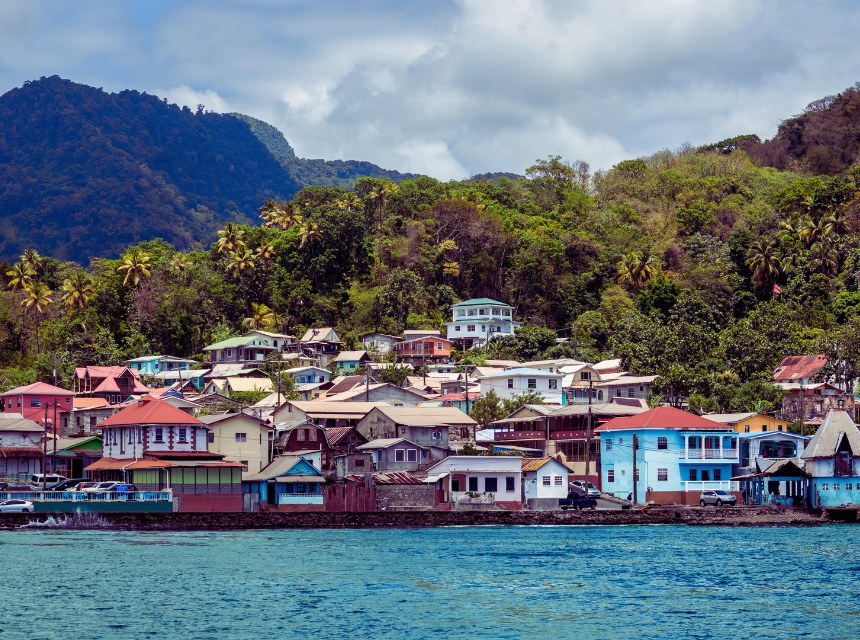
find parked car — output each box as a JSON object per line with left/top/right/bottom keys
{"left": 0, "top": 482, "right": 8, "bottom": 491}
{"left": 50, "top": 478, "right": 89, "bottom": 492}
{"left": 111, "top": 483, "right": 137, "bottom": 493}
{"left": 569, "top": 480, "right": 600, "bottom": 498}
{"left": 559, "top": 493, "right": 597, "bottom": 511}
{"left": 0, "top": 499, "right": 34, "bottom": 513}
{"left": 81, "top": 481, "right": 122, "bottom": 493}
{"left": 28, "top": 474, "right": 66, "bottom": 490}
{"left": 71, "top": 481, "right": 101, "bottom": 492}
{"left": 699, "top": 490, "right": 737, "bottom": 507}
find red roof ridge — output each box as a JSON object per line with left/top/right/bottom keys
{"left": 98, "top": 397, "right": 205, "bottom": 427}
{"left": 596, "top": 406, "right": 733, "bottom": 432}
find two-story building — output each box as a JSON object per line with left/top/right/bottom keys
{"left": 295, "top": 327, "right": 342, "bottom": 366}
{"left": 1, "top": 382, "right": 74, "bottom": 431}
{"left": 356, "top": 406, "right": 476, "bottom": 459}
{"left": 801, "top": 410, "right": 860, "bottom": 508}
{"left": 394, "top": 337, "right": 452, "bottom": 366}
{"left": 332, "top": 350, "right": 372, "bottom": 373}
{"left": 361, "top": 333, "right": 401, "bottom": 355}
{"left": 596, "top": 406, "right": 739, "bottom": 506}
{"left": 86, "top": 397, "right": 243, "bottom": 511}
{"left": 0, "top": 413, "right": 44, "bottom": 480}
{"left": 445, "top": 298, "right": 522, "bottom": 349}
{"left": 124, "top": 355, "right": 198, "bottom": 377}
{"left": 356, "top": 438, "right": 429, "bottom": 473}
{"left": 478, "top": 368, "right": 566, "bottom": 406}
{"left": 202, "top": 331, "right": 284, "bottom": 366}
{"left": 73, "top": 366, "right": 150, "bottom": 405}
{"left": 199, "top": 412, "right": 275, "bottom": 475}
{"left": 284, "top": 366, "right": 331, "bottom": 385}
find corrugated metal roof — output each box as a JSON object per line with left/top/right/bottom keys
{"left": 801, "top": 410, "right": 860, "bottom": 459}
{"left": 0, "top": 416, "right": 43, "bottom": 432}
{"left": 596, "top": 406, "right": 733, "bottom": 432}
{"left": 703, "top": 412, "right": 759, "bottom": 424}
{"left": 99, "top": 398, "right": 205, "bottom": 427}
{"left": 773, "top": 354, "right": 828, "bottom": 382}
{"left": 0, "top": 381, "right": 72, "bottom": 397}
{"left": 370, "top": 405, "right": 476, "bottom": 426}
{"left": 521, "top": 457, "right": 552, "bottom": 472}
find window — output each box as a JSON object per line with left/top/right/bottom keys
{"left": 542, "top": 476, "right": 551, "bottom": 486}
{"left": 355, "top": 459, "right": 365, "bottom": 468}
{"left": 30, "top": 397, "right": 40, "bottom": 408}
{"left": 297, "top": 429, "right": 306, "bottom": 442}
{"left": 605, "top": 439, "right": 612, "bottom": 451}
{"left": 548, "top": 379, "right": 558, "bottom": 390}
{"left": 468, "top": 476, "right": 478, "bottom": 492}
{"left": 822, "top": 483, "right": 829, "bottom": 491}
{"left": 481, "top": 325, "right": 486, "bottom": 332}
{"left": 834, "top": 483, "right": 840, "bottom": 491}
{"left": 507, "top": 379, "right": 514, "bottom": 389}
{"left": 240, "top": 460, "right": 249, "bottom": 472}
{"left": 467, "top": 325, "right": 475, "bottom": 332}
{"left": 689, "top": 469, "right": 697, "bottom": 481}
{"left": 657, "top": 468, "right": 668, "bottom": 482}
{"left": 485, "top": 477, "right": 498, "bottom": 492}
{"left": 452, "top": 478, "right": 461, "bottom": 492}
{"left": 657, "top": 437, "right": 668, "bottom": 450}
{"left": 226, "top": 349, "right": 232, "bottom": 358}
{"left": 580, "top": 372, "right": 590, "bottom": 380}
{"left": 138, "top": 429, "right": 143, "bottom": 444}
{"left": 744, "top": 425, "right": 750, "bottom": 433}
{"left": 407, "top": 449, "right": 418, "bottom": 462}
{"left": 607, "top": 469, "right": 615, "bottom": 483}
{"left": 506, "top": 477, "right": 515, "bottom": 492}
{"left": 154, "top": 428, "right": 163, "bottom": 443}
{"left": 554, "top": 476, "right": 563, "bottom": 486}
{"left": 847, "top": 483, "right": 853, "bottom": 491}
{"left": 178, "top": 428, "right": 187, "bottom": 443}
{"left": 309, "top": 429, "right": 317, "bottom": 442}
{"left": 713, "top": 469, "right": 721, "bottom": 481}
{"left": 761, "top": 425, "right": 768, "bottom": 432}
{"left": 432, "top": 430, "right": 442, "bottom": 440}
{"left": 437, "top": 342, "right": 444, "bottom": 350}
{"left": 701, "top": 470, "right": 710, "bottom": 481}
{"left": 628, "top": 387, "right": 635, "bottom": 398}
{"left": 527, "top": 379, "right": 536, "bottom": 389}
{"left": 395, "top": 449, "right": 406, "bottom": 462}
{"left": 208, "top": 433, "right": 214, "bottom": 444}
{"left": 111, "top": 429, "right": 117, "bottom": 445}
{"left": 778, "top": 425, "right": 784, "bottom": 432}
{"left": 128, "top": 429, "right": 134, "bottom": 444}
{"left": 235, "top": 433, "right": 247, "bottom": 443}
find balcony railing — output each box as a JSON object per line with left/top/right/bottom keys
{"left": 680, "top": 448, "right": 739, "bottom": 461}
{"left": 277, "top": 493, "right": 324, "bottom": 505}
{"left": 0, "top": 491, "right": 173, "bottom": 502}
{"left": 681, "top": 481, "right": 738, "bottom": 492}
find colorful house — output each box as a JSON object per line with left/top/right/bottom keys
{"left": 0, "top": 382, "right": 73, "bottom": 429}
{"left": 356, "top": 438, "right": 428, "bottom": 472}
{"left": 284, "top": 366, "right": 330, "bottom": 385}
{"left": 332, "top": 350, "right": 372, "bottom": 372}
{"left": 445, "top": 298, "right": 522, "bottom": 349}
{"left": 393, "top": 337, "right": 452, "bottom": 366}
{"left": 0, "top": 413, "right": 44, "bottom": 480}
{"left": 478, "top": 367, "right": 566, "bottom": 406}
{"left": 198, "top": 412, "right": 275, "bottom": 475}
{"left": 521, "top": 457, "right": 570, "bottom": 508}
{"left": 242, "top": 455, "right": 325, "bottom": 512}
{"left": 597, "top": 406, "right": 739, "bottom": 506}
{"left": 52, "top": 435, "right": 103, "bottom": 478}
{"left": 356, "top": 406, "right": 477, "bottom": 459}
{"left": 124, "top": 355, "right": 197, "bottom": 376}
{"left": 801, "top": 410, "right": 860, "bottom": 508}
{"left": 73, "top": 366, "right": 149, "bottom": 405}
{"left": 202, "top": 333, "right": 282, "bottom": 366}
{"left": 704, "top": 412, "right": 788, "bottom": 433}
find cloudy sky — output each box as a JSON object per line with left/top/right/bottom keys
{"left": 1, "top": 0, "right": 859, "bottom": 180}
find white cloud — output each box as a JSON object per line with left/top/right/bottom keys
{"left": 155, "top": 85, "right": 230, "bottom": 113}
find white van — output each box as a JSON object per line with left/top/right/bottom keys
{"left": 29, "top": 474, "right": 66, "bottom": 490}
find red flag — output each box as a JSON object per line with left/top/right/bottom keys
{"left": 773, "top": 283, "right": 782, "bottom": 295}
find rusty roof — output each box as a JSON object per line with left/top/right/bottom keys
{"left": 773, "top": 354, "right": 828, "bottom": 382}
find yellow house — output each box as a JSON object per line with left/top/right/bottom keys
{"left": 199, "top": 412, "right": 275, "bottom": 474}
{"left": 703, "top": 412, "right": 787, "bottom": 433}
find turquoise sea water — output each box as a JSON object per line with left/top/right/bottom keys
{"left": 0, "top": 524, "right": 858, "bottom": 639}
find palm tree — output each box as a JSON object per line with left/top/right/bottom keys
{"left": 243, "top": 302, "right": 275, "bottom": 330}
{"left": 117, "top": 248, "right": 152, "bottom": 286}
{"left": 227, "top": 247, "right": 257, "bottom": 279}
{"left": 171, "top": 253, "right": 189, "bottom": 273}
{"left": 799, "top": 215, "right": 832, "bottom": 248}
{"left": 616, "top": 251, "right": 658, "bottom": 288}
{"left": 6, "top": 262, "right": 34, "bottom": 291}
{"left": 20, "top": 249, "right": 43, "bottom": 275}
{"left": 216, "top": 222, "right": 246, "bottom": 254}
{"left": 21, "top": 281, "right": 53, "bottom": 354}
{"left": 335, "top": 193, "right": 362, "bottom": 212}
{"left": 745, "top": 238, "right": 784, "bottom": 289}
{"left": 255, "top": 241, "right": 276, "bottom": 266}
{"left": 809, "top": 239, "right": 839, "bottom": 276}
{"left": 298, "top": 221, "right": 322, "bottom": 248}
{"left": 261, "top": 202, "right": 302, "bottom": 230}
{"left": 61, "top": 271, "right": 94, "bottom": 311}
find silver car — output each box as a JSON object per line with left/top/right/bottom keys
{"left": 0, "top": 499, "right": 34, "bottom": 513}
{"left": 570, "top": 480, "right": 601, "bottom": 498}
{"left": 699, "top": 490, "right": 737, "bottom": 507}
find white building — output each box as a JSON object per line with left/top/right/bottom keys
{"left": 522, "top": 457, "right": 571, "bottom": 503}
{"left": 446, "top": 298, "right": 522, "bottom": 349}
{"left": 478, "top": 367, "right": 566, "bottom": 405}
{"left": 424, "top": 455, "right": 523, "bottom": 508}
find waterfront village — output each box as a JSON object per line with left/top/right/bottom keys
{"left": 1, "top": 298, "right": 859, "bottom": 515}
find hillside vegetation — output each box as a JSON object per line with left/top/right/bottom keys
{"left": 3, "top": 82, "right": 860, "bottom": 413}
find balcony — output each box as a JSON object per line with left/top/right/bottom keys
{"left": 493, "top": 429, "right": 588, "bottom": 442}
{"left": 277, "top": 493, "right": 323, "bottom": 505}
{"left": 679, "top": 448, "right": 739, "bottom": 462}
{"left": 681, "top": 481, "right": 739, "bottom": 492}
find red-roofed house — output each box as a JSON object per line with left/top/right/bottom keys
{"left": 773, "top": 354, "right": 828, "bottom": 385}
{"left": 596, "top": 406, "right": 739, "bottom": 506}
{"left": 87, "top": 397, "right": 242, "bottom": 511}
{"left": 73, "top": 366, "right": 149, "bottom": 405}
{"left": 0, "top": 382, "right": 73, "bottom": 430}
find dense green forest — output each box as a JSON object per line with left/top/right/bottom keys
{"left": 0, "top": 77, "right": 412, "bottom": 262}
{"left": 3, "top": 81, "right": 860, "bottom": 414}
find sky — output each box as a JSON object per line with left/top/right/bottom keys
{"left": 1, "top": 0, "right": 860, "bottom": 180}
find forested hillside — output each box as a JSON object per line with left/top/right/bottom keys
{"left": 3, "top": 82, "right": 860, "bottom": 413}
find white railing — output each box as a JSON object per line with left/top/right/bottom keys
{"left": 277, "top": 493, "right": 323, "bottom": 505}
{"left": 681, "top": 481, "right": 738, "bottom": 492}
{"left": 681, "top": 448, "right": 739, "bottom": 461}
{"left": 0, "top": 491, "right": 173, "bottom": 502}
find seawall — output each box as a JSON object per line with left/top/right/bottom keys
{"left": 0, "top": 506, "right": 840, "bottom": 530}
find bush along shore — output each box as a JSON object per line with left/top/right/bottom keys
{"left": 0, "top": 506, "right": 850, "bottom": 530}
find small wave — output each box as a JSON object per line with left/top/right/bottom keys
{"left": 20, "top": 512, "right": 111, "bottom": 529}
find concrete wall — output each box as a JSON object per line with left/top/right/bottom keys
{"left": 377, "top": 484, "right": 435, "bottom": 508}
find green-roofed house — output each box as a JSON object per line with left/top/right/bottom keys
{"left": 446, "top": 298, "right": 522, "bottom": 349}
{"left": 202, "top": 330, "right": 291, "bottom": 366}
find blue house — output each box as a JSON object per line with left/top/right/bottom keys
{"left": 284, "top": 366, "right": 331, "bottom": 385}
{"left": 331, "top": 350, "right": 371, "bottom": 373}
{"left": 242, "top": 455, "right": 326, "bottom": 512}
{"left": 125, "top": 355, "right": 197, "bottom": 376}
{"left": 597, "top": 406, "right": 739, "bottom": 506}
{"left": 801, "top": 410, "right": 860, "bottom": 508}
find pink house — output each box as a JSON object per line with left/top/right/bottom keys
{"left": 0, "top": 382, "right": 73, "bottom": 433}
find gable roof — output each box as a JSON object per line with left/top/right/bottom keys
{"left": 801, "top": 410, "right": 860, "bottom": 459}
{"left": 202, "top": 335, "right": 261, "bottom": 351}
{"left": 702, "top": 412, "right": 760, "bottom": 425}
{"left": 0, "top": 415, "right": 43, "bottom": 432}
{"left": 333, "top": 350, "right": 370, "bottom": 363}
{"left": 521, "top": 457, "right": 563, "bottom": 473}
{"left": 326, "top": 375, "right": 366, "bottom": 395}
{"left": 357, "top": 437, "right": 423, "bottom": 450}
{"left": 452, "top": 298, "right": 510, "bottom": 307}
{"left": 479, "top": 367, "right": 564, "bottom": 380}
{"left": 322, "top": 383, "right": 429, "bottom": 403}
{"left": 773, "top": 354, "right": 828, "bottom": 382}
{"left": 596, "top": 406, "right": 733, "bottom": 432}
{"left": 0, "top": 381, "right": 73, "bottom": 397}
{"left": 242, "top": 455, "right": 323, "bottom": 482}
{"left": 197, "top": 412, "right": 272, "bottom": 428}
{"left": 325, "top": 426, "right": 363, "bottom": 446}
{"left": 300, "top": 327, "right": 340, "bottom": 343}
{"left": 98, "top": 398, "right": 205, "bottom": 428}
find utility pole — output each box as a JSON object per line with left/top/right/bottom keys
{"left": 52, "top": 400, "right": 58, "bottom": 473}
{"left": 583, "top": 379, "right": 593, "bottom": 489}
{"left": 632, "top": 434, "right": 639, "bottom": 505}
{"left": 42, "top": 404, "right": 48, "bottom": 492}
{"left": 799, "top": 382, "right": 805, "bottom": 437}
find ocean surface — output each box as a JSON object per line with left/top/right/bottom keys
{"left": 0, "top": 523, "right": 858, "bottom": 639}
